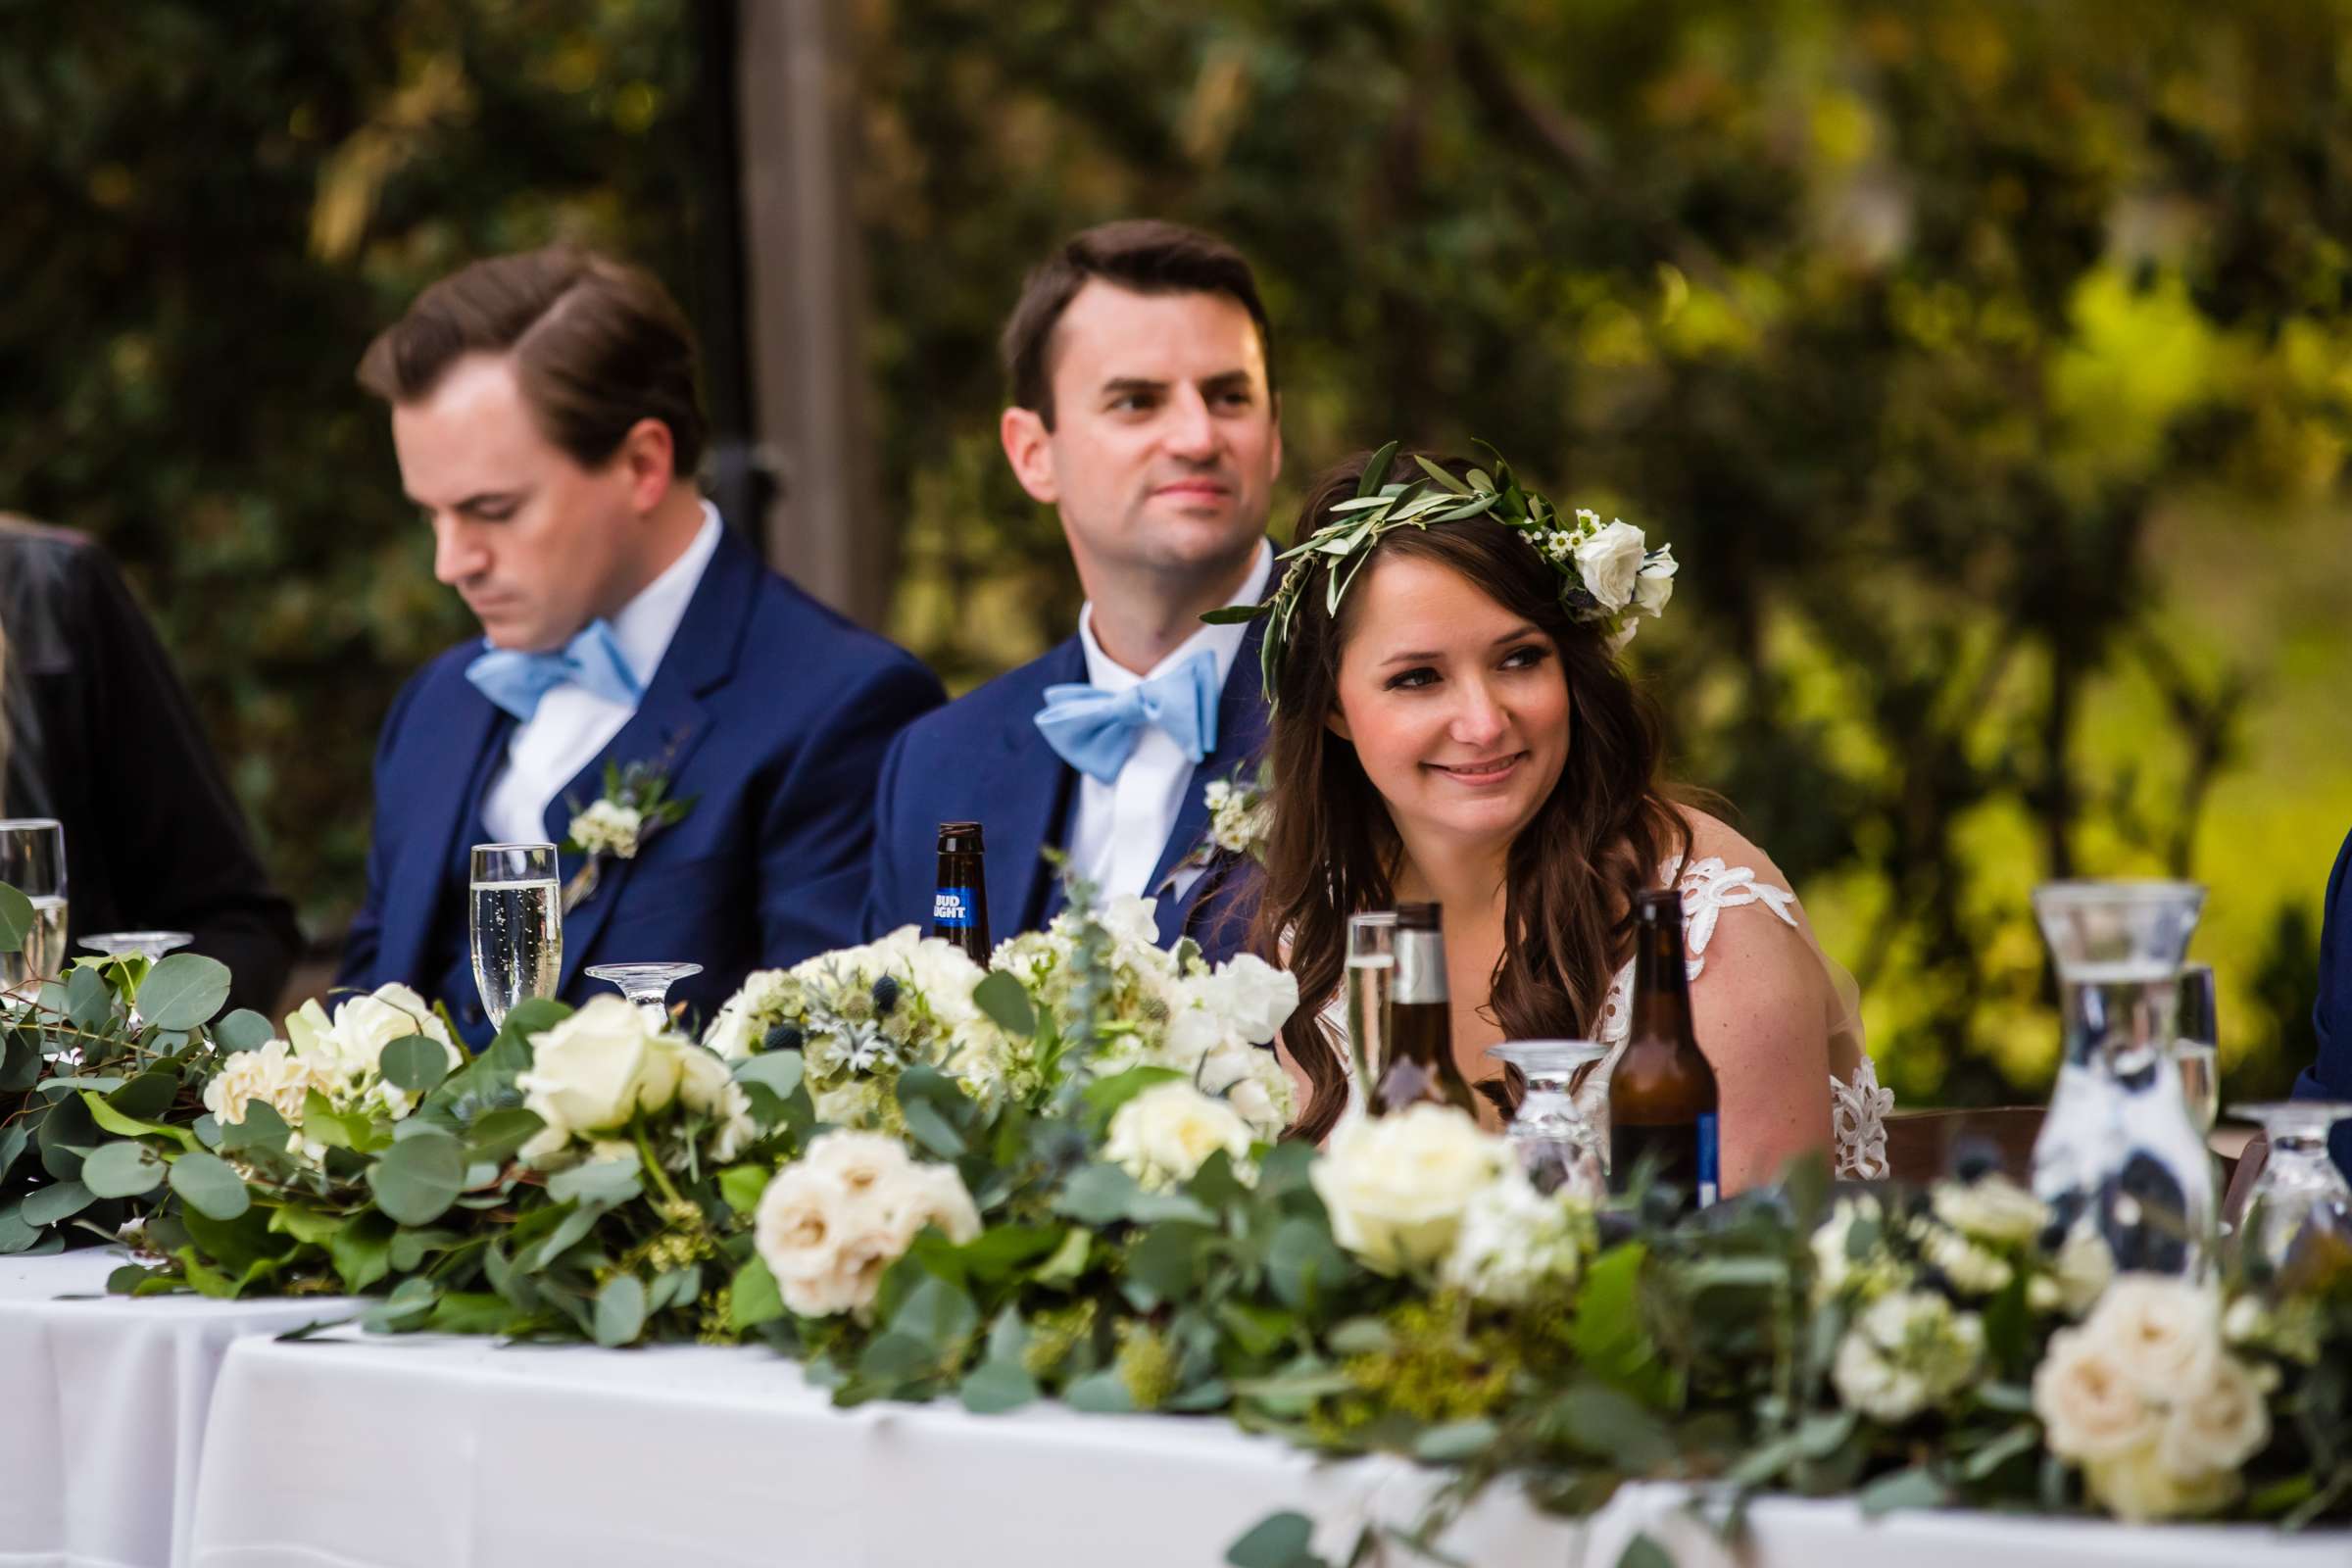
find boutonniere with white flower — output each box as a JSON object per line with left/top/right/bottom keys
{"left": 561, "top": 754, "right": 696, "bottom": 913}
{"left": 1200, "top": 758, "right": 1273, "bottom": 861}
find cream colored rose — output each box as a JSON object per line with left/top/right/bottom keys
{"left": 753, "top": 1133, "right": 981, "bottom": 1317}
{"left": 755, "top": 1164, "right": 865, "bottom": 1316}
{"left": 2158, "top": 1354, "right": 2270, "bottom": 1477}
{"left": 875, "top": 1162, "right": 983, "bottom": 1250}
{"left": 674, "top": 1044, "right": 757, "bottom": 1163}
{"left": 515, "top": 997, "right": 686, "bottom": 1139}
{"left": 1572, "top": 520, "right": 1647, "bottom": 612}
{"left": 1930, "top": 1173, "right": 2047, "bottom": 1247}
{"left": 2034, "top": 1326, "right": 2161, "bottom": 1460}
{"left": 803, "top": 1130, "right": 908, "bottom": 1198}
{"left": 1105, "top": 1082, "right": 1256, "bottom": 1190}
{"left": 2083, "top": 1442, "right": 2238, "bottom": 1524}
{"left": 1310, "top": 1103, "right": 1512, "bottom": 1274}
{"left": 2089, "top": 1276, "right": 2221, "bottom": 1397}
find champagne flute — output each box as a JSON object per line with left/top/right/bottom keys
{"left": 470, "top": 844, "right": 562, "bottom": 1032}
{"left": 586, "top": 962, "right": 703, "bottom": 1032}
{"left": 0, "top": 817, "right": 68, "bottom": 992}
{"left": 1343, "top": 912, "right": 1396, "bottom": 1119}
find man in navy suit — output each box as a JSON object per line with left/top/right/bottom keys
{"left": 2292, "top": 826, "right": 2352, "bottom": 1176}
{"left": 862, "top": 221, "right": 1281, "bottom": 956}
{"left": 340, "top": 247, "right": 943, "bottom": 1045}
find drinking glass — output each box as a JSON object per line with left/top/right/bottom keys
{"left": 2175, "top": 961, "right": 2219, "bottom": 1139}
{"left": 2229, "top": 1102, "right": 2352, "bottom": 1279}
{"left": 586, "top": 962, "right": 703, "bottom": 1032}
{"left": 0, "top": 818, "right": 68, "bottom": 990}
{"left": 469, "top": 843, "right": 562, "bottom": 1032}
{"left": 1486, "top": 1040, "right": 1609, "bottom": 1198}
{"left": 2028, "top": 880, "right": 2214, "bottom": 1276}
{"left": 1344, "top": 912, "right": 1396, "bottom": 1118}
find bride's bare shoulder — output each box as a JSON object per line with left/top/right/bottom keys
{"left": 1667, "top": 805, "right": 1790, "bottom": 887}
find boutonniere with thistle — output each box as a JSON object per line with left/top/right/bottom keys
{"left": 560, "top": 755, "right": 696, "bottom": 913}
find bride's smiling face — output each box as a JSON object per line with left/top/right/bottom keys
{"left": 1329, "top": 553, "right": 1572, "bottom": 851}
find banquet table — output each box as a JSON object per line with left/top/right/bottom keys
{"left": 0, "top": 1251, "right": 356, "bottom": 1568}
{"left": 180, "top": 1327, "right": 2352, "bottom": 1568}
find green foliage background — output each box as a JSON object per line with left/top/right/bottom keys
{"left": 4, "top": 0, "right": 2346, "bottom": 1106}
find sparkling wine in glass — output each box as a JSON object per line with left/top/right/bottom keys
{"left": 470, "top": 843, "right": 562, "bottom": 1032}
{"left": 586, "top": 962, "right": 703, "bottom": 1032}
{"left": 0, "top": 817, "right": 68, "bottom": 991}
{"left": 2175, "top": 961, "right": 2220, "bottom": 1139}
{"left": 1343, "top": 912, "right": 1396, "bottom": 1118}
{"left": 2229, "top": 1102, "right": 2352, "bottom": 1280}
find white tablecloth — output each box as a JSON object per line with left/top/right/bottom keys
{"left": 183, "top": 1329, "right": 2352, "bottom": 1568}
{"left": 0, "top": 1253, "right": 357, "bottom": 1568}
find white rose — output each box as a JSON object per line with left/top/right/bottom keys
{"left": 1572, "top": 520, "right": 1647, "bottom": 612}
{"left": 1105, "top": 1082, "right": 1256, "bottom": 1190}
{"left": 2052, "top": 1223, "right": 2114, "bottom": 1316}
{"left": 1202, "top": 955, "right": 1298, "bottom": 1044}
{"left": 873, "top": 1160, "right": 983, "bottom": 1250}
{"left": 674, "top": 1045, "right": 757, "bottom": 1163}
{"left": 571, "top": 800, "right": 645, "bottom": 858}
{"left": 326, "top": 984, "right": 458, "bottom": 1075}
{"left": 1930, "top": 1173, "right": 2047, "bottom": 1247}
{"left": 1099, "top": 895, "right": 1165, "bottom": 952}
{"left": 1440, "top": 1168, "right": 1593, "bottom": 1306}
{"left": 804, "top": 1130, "right": 909, "bottom": 1198}
{"left": 1831, "top": 1290, "right": 1984, "bottom": 1424}
{"left": 753, "top": 1133, "right": 980, "bottom": 1318}
{"left": 2084, "top": 1275, "right": 2221, "bottom": 1398}
{"left": 755, "top": 1163, "right": 867, "bottom": 1316}
{"left": 515, "top": 997, "right": 686, "bottom": 1140}
{"left": 2157, "top": 1354, "right": 2270, "bottom": 1478}
{"left": 2083, "top": 1441, "right": 2238, "bottom": 1523}
{"left": 203, "top": 1039, "right": 333, "bottom": 1132}
{"left": 1632, "top": 546, "right": 1676, "bottom": 617}
{"left": 2034, "top": 1326, "right": 2161, "bottom": 1461}
{"left": 1310, "top": 1103, "right": 1511, "bottom": 1274}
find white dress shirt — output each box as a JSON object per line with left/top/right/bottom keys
{"left": 479, "top": 505, "right": 723, "bottom": 846}
{"left": 1064, "top": 540, "right": 1273, "bottom": 901}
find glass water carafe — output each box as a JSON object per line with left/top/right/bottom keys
{"left": 2029, "top": 881, "right": 2213, "bottom": 1276}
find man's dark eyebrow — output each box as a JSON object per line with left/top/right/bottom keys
{"left": 1198, "top": 368, "right": 1254, "bottom": 392}
{"left": 1100, "top": 376, "right": 1168, "bottom": 399}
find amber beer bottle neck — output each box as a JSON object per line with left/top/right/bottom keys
{"left": 1626, "top": 907, "right": 1695, "bottom": 1047}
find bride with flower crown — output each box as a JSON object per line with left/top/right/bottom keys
{"left": 1224, "top": 446, "right": 1886, "bottom": 1191}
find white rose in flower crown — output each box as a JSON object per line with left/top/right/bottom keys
{"left": 1310, "top": 1103, "right": 1512, "bottom": 1274}
{"left": 1572, "top": 519, "right": 1647, "bottom": 612}
{"left": 1632, "top": 546, "right": 1676, "bottom": 617}
{"left": 570, "top": 799, "right": 645, "bottom": 858}
{"left": 1105, "top": 1082, "right": 1257, "bottom": 1191}
{"left": 515, "top": 997, "right": 687, "bottom": 1152}
{"left": 1831, "top": 1289, "right": 1985, "bottom": 1424}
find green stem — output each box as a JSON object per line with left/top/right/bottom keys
{"left": 632, "top": 1116, "right": 686, "bottom": 1209}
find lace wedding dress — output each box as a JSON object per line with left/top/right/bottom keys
{"left": 1316, "top": 855, "right": 1893, "bottom": 1180}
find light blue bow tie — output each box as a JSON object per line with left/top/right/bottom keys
{"left": 466, "top": 619, "right": 642, "bottom": 722}
{"left": 1035, "top": 649, "right": 1220, "bottom": 785}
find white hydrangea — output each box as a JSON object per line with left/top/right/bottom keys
{"left": 1439, "top": 1167, "right": 1595, "bottom": 1306}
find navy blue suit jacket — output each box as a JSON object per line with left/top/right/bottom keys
{"left": 339, "top": 526, "right": 945, "bottom": 1040}
{"left": 2291, "top": 826, "right": 2352, "bottom": 1176}
{"left": 860, "top": 617, "right": 1270, "bottom": 960}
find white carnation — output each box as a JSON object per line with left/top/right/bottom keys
{"left": 1105, "top": 1082, "right": 1256, "bottom": 1191}
{"left": 1310, "top": 1104, "right": 1511, "bottom": 1274}
{"left": 1572, "top": 519, "right": 1647, "bottom": 612}
{"left": 202, "top": 1039, "right": 335, "bottom": 1152}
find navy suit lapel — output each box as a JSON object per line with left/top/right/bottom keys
{"left": 378, "top": 687, "right": 506, "bottom": 987}
{"left": 991, "top": 638, "right": 1086, "bottom": 935}
{"left": 1151, "top": 616, "right": 1270, "bottom": 945}
{"left": 542, "top": 529, "right": 756, "bottom": 989}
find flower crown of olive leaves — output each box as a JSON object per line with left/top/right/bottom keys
{"left": 1204, "top": 439, "right": 1678, "bottom": 702}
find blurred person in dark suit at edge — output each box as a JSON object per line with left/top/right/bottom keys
{"left": 2292, "top": 827, "right": 2352, "bottom": 1178}
{"left": 0, "top": 516, "right": 303, "bottom": 1012}
{"left": 859, "top": 220, "right": 1283, "bottom": 957}
{"left": 339, "top": 247, "right": 943, "bottom": 1048}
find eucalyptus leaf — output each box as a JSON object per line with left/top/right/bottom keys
{"left": 78, "top": 1140, "right": 167, "bottom": 1199}
{"left": 1225, "top": 1511, "right": 1316, "bottom": 1568}
{"left": 378, "top": 1034, "right": 452, "bottom": 1095}
{"left": 0, "top": 882, "right": 31, "bottom": 954}
{"left": 218, "top": 1100, "right": 293, "bottom": 1154}
{"left": 1062, "top": 1368, "right": 1135, "bottom": 1414}
{"left": 958, "top": 1357, "right": 1040, "bottom": 1415}
{"left": 592, "top": 1273, "right": 647, "bottom": 1347}
{"left": 1413, "top": 1418, "right": 1499, "bottom": 1464}
{"left": 135, "top": 953, "right": 232, "bottom": 1030}
{"left": 1857, "top": 1466, "right": 1950, "bottom": 1516}
{"left": 1612, "top": 1537, "right": 1674, "bottom": 1568}
{"left": 0, "top": 1031, "right": 36, "bottom": 1091}
{"left": 0, "top": 1124, "right": 26, "bottom": 1184}
{"left": 900, "top": 1098, "right": 965, "bottom": 1159}
{"left": 168, "top": 1152, "right": 251, "bottom": 1220}
{"left": 366, "top": 1130, "right": 465, "bottom": 1227}
{"left": 547, "top": 1156, "right": 643, "bottom": 1207}
{"left": 212, "top": 1008, "right": 276, "bottom": 1054}
{"left": 65, "top": 966, "right": 112, "bottom": 1032}
{"left": 733, "top": 1050, "right": 806, "bottom": 1101}
{"left": 22, "top": 1180, "right": 96, "bottom": 1226}
{"left": 972, "top": 969, "right": 1036, "bottom": 1037}
{"left": 728, "top": 1256, "right": 785, "bottom": 1331}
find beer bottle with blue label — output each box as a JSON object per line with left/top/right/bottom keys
{"left": 929, "top": 820, "right": 990, "bottom": 964}
{"left": 1606, "top": 888, "right": 1720, "bottom": 1208}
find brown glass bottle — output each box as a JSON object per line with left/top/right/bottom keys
{"left": 928, "top": 821, "right": 991, "bottom": 963}
{"left": 1370, "top": 903, "right": 1478, "bottom": 1117}
{"left": 1606, "top": 889, "right": 1720, "bottom": 1207}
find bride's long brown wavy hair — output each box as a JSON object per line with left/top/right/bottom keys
{"left": 1245, "top": 451, "right": 1691, "bottom": 1141}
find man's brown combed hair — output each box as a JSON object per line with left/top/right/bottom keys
{"left": 357, "top": 246, "right": 707, "bottom": 475}
{"left": 1000, "top": 220, "right": 1276, "bottom": 427}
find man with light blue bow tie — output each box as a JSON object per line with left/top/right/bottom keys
{"left": 861, "top": 221, "right": 1281, "bottom": 957}
{"left": 339, "top": 247, "right": 943, "bottom": 1046}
